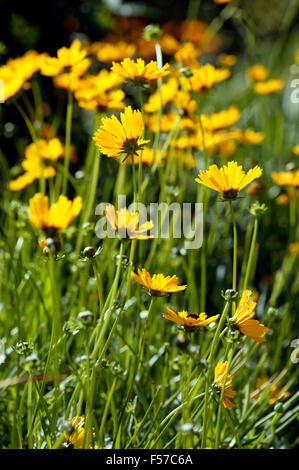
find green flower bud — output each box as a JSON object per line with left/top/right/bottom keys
{"left": 78, "top": 310, "right": 94, "bottom": 326}
{"left": 221, "top": 289, "right": 239, "bottom": 302}
{"left": 249, "top": 202, "right": 268, "bottom": 217}
{"left": 179, "top": 67, "right": 194, "bottom": 78}
{"left": 143, "top": 24, "right": 161, "bottom": 41}
{"left": 82, "top": 246, "right": 95, "bottom": 258}
{"left": 274, "top": 402, "right": 284, "bottom": 413}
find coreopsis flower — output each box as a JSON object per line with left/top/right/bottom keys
{"left": 41, "top": 40, "right": 90, "bottom": 91}
{"left": 218, "top": 54, "right": 237, "bottom": 67}
{"left": 105, "top": 206, "right": 153, "bottom": 240}
{"left": 8, "top": 138, "right": 75, "bottom": 191}
{"left": 214, "top": 361, "right": 236, "bottom": 409}
{"left": 275, "top": 188, "right": 299, "bottom": 205}
{"left": 181, "top": 64, "right": 230, "bottom": 92}
{"left": 195, "top": 161, "right": 263, "bottom": 200}
{"left": 214, "top": 0, "right": 232, "bottom": 3}
{"left": 292, "top": 144, "right": 299, "bottom": 155}
{"left": 144, "top": 77, "right": 178, "bottom": 113}
{"left": 252, "top": 377, "right": 291, "bottom": 405}
{"left": 241, "top": 129, "right": 265, "bottom": 145}
{"left": 111, "top": 58, "right": 170, "bottom": 85}
{"left": 178, "top": 20, "right": 221, "bottom": 53}
{"left": 162, "top": 307, "right": 219, "bottom": 330}
{"left": 92, "top": 41, "right": 136, "bottom": 62}
{"left": 131, "top": 268, "right": 187, "bottom": 296}
{"left": 93, "top": 106, "right": 150, "bottom": 159}
{"left": 0, "top": 50, "right": 46, "bottom": 101}
{"left": 253, "top": 79, "right": 284, "bottom": 95}
{"left": 28, "top": 193, "right": 82, "bottom": 232}
{"left": 65, "top": 416, "right": 98, "bottom": 449}
{"left": 272, "top": 170, "right": 299, "bottom": 186}
{"left": 247, "top": 64, "right": 268, "bottom": 81}
{"left": 174, "top": 42, "right": 200, "bottom": 66}
{"left": 200, "top": 106, "right": 241, "bottom": 131}
{"left": 230, "top": 290, "right": 268, "bottom": 343}
{"left": 74, "top": 69, "right": 125, "bottom": 111}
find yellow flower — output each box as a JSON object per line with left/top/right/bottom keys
{"left": 105, "top": 206, "right": 153, "bottom": 240}
{"left": 272, "top": 170, "right": 299, "bottom": 186}
{"left": 252, "top": 377, "right": 291, "bottom": 405}
{"left": 181, "top": 64, "right": 230, "bottom": 92}
{"left": 0, "top": 51, "right": 45, "bottom": 101}
{"left": 214, "top": 361, "right": 236, "bottom": 409}
{"left": 214, "top": 0, "right": 232, "bottom": 3}
{"left": 93, "top": 106, "right": 150, "bottom": 159}
{"left": 162, "top": 307, "right": 219, "bottom": 329}
{"left": 174, "top": 42, "right": 200, "bottom": 66}
{"left": 41, "top": 40, "right": 90, "bottom": 91}
{"left": 65, "top": 416, "right": 98, "bottom": 449}
{"left": 200, "top": 106, "right": 241, "bottom": 131}
{"left": 289, "top": 242, "right": 299, "bottom": 257}
{"left": 253, "top": 79, "right": 284, "bottom": 95}
{"left": 144, "top": 77, "right": 178, "bottom": 113}
{"left": 292, "top": 144, "right": 299, "bottom": 155}
{"left": 28, "top": 193, "right": 82, "bottom": 231}
{"left": 111, "top": 58, "right": 170, "bottom": 85}
{"left": 131, "top": 268, "right": 187, "bottom": 295}
{"left": 195, "top": 161, "right": 263, "bottom": 199}
{"left": 218, "top": 53, "right": 237, "bottom": 67}
{"left": 128, "top": 148, "right": 164, "bottom": 167}
{"left": 8, "top": 138, "right": 72, "bottom": 191}
{"left": 231, "top": 290, "right": 268, "bottom": 343}
{"left": 93, "top": 41, "right": 136, "bottom": 62}
{"left": 241, "top": 128, "right": 265, "bottom": 145}
{"left": 247, "top": 64, "right": 268, "bottom": 81}
{"left": 275, "top": 188, "right": 299, "bottom": 205}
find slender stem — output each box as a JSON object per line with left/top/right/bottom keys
{"left": 243, "top": 216, "right": 258, "bottom": 290}
{"left": 62, "top": 89, "right": 73, "bottom": 195}
{"left": 201, "top": 301, "right": 230, "bottom": 448}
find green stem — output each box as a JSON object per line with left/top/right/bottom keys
{"left": 62, "top": 89, "right": 73, "bottom": 195}
{"left": 243, "top": 216, "right": 258, "bottom": 290}
{"left": 201, "top": 301, "right": 230, "bottom": 448}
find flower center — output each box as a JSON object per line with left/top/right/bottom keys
{"left": 223, "top": 189, "right": 239, "bottom": 200}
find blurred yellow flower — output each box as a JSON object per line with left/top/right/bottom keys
{"left": 144, "top": 77, "right": 178, "bottom": 113}
{"left": 28, "top": 193, "right": 82, "bottom": 231}
{"left": 254, "top": 79, "right": 284, "bottom": 94}
{"left": 195, "top": 161, "right": 262, "bottom": 199}
{"left": 289, "top": 242, "right": 299, "bottom": 256}
{"left": 93, "top": 41, "right": 136, "bottom": 62}
{"left": 162, "top": 307, "right": 219, "bottom": 328}
{"left": 231, "top": 290, "right": 268, "bottom": 343}
{"left": 272, "top": 170, "right": 299, "bottom": 186}
{"left": 93, "top": 106, "right": 150, "bottom": 159}
{"left": 247, "top": 64, "right": 268, "bottom": 81}
{"left": 174, "top": 42, "right": 200, "bottom": 66}
{"left": 105, "top": 206, "right": 153, "bottom": 240}
{"left": 292, "top": 144, "right": 299, "bottom": 155}
{"left": 252, "top": 377, "right": 291, "bottom": 405}
{"left": 218, "top": 53, "right": 237, "bottom": 67}
{"left": 200, "top": 106, "right": 241, "bottom": 131}
{"left": 41, "top": 40, "right": 90, "bottom": 91}
{"left": 181, "top": 64, "right": 230, "bottom": 92}
{"left": 131, "top": 268, "right": 187, "bottom": 295}
{"left": 111, "top": 58, "right": 170, "bottom": 84}
{"left": 214, "top": 361, "right": 236, "bottom": 409}
{"left": 0, "top": 50, "right": 45, "bottom": 100}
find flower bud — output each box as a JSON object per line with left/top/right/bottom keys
{"left": 82, "top": 246, "right": 95, "bottom": 258}
{"left": 175, "top": 331, "right": 190, "bottom": 350}
{"left": 179, "top": 67, "right": 194, "bottom": 78}
{"left": 249, "top": 202, "right": 267, "bottom": 217}
{"left": 221, "top": 289, "right": 239, "bottom": 302}
{"left": 78, "top": 310, "right": 94, "bottom": 326}
{"left": 15, "top": 341, "right": 34, "bottom": 356}
{"left": 274, "top": 402, "right": 284, "bottom": 413}
{"left": 143, "top": 24, "right": 161, "bottom": 41}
